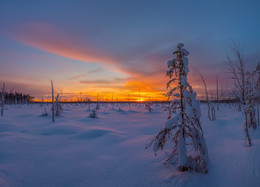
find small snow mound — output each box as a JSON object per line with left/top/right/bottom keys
{"left": 127, "top": 110, "right": 139, "bottom": 113}
{"left": 40, "top": 126, "right": 76, "bottom": 136}
{"left": 76, "top": 129, "right": 110, "bottom": 139}
{"left": 75, "top": 128, "right": 122, "bottom": 140}
{"left": 100, "top": 112, "right": 110, "bottom": 115}
{"left": 18, "top": 114, "right": 34, "bottom": 118}
{"left": 64, "top": 108, "right": 72, "bottom": 111}
{"left": 117, "top": 108, "right": 126, "bottom": 114}
{"left": 144, "top": 111, "right": 160, "bottom": 115}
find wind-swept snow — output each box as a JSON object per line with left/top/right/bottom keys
{"left": 0, "top": 104, "right": 259, "bottom": 186}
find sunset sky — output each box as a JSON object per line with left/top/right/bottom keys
{"left": 0, "top": 0, "right": 260, "bottom": 101}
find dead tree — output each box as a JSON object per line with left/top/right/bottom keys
{"left": 254, "top": 64, "right": 260, "bottom": 126}
{"left": 216, "top": 76, "right": 219, "bottom": 111}
{"left": 200, "top": 73, "right": 216, "bottom": 121}
{"left": 1, "top": 83, "right": 6, "bottom": 117}
{"left": 227, "top": 42, "right": 256, "bottom": 146}
{"left": 51, "top": 80, "right": 55, "bottom": 122}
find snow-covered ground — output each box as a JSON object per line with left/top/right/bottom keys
{"left": 0, "top": 103, "right": 259, "bottom": 187}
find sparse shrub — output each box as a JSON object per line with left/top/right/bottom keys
{"left": 1, "top": 83, "right": 6, "bottom": 117}
{"left": 51, "top": 80, "right": 55, "bottom": 122}
{"left": 89, "top": 109, "right": 97, "bottom": 118}
{"left": 41, "top": 108, "right": 48, "bottom": 116}
{"left": 145, "top": 102, "right": 153, "bottom": 112}
{"left": 55, "top": 94, "right": 63, "bottom": 116}
{"left": 96, "top": 102, "right": 100, "bottom": 110}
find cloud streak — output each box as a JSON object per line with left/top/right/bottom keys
{"left": 67, "top": 68, "right": 103, "bottom": 80}
{"left": 79, "top": 78, "right": 125, "bottom": 85}
{"left": 4, "top": 22, "right": 118, "bottom": 65}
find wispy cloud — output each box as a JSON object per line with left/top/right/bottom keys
{"left": 67, "top": 68, "right": 103, "bottom": 80}
{"left": 4, "top": 22, "right": 118, "bottom": 65}
{"left": 79, "top": 77, "right": 125, "bottom": 85}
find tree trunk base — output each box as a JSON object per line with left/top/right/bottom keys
{"left": 178, "top": 166, "right": 189, "bottom": 172}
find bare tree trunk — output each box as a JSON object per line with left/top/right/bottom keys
{"left": 258, "top": 71, "right": 260, "bottom": 126}
{"left": 200, "top": 73, "right": 215, "bottom": 121}
{"left": 178, "top": 49, "right": 188, "bottom": 171}
{"left": 258, "top": 76, "right": 260, "bottom": 126}
{"left": 216, "top": 76, "right": 219, "bottom": 111}
{"left": 96, "top": 94, "right": 99, "bottom": 110}
{"left": 257, "top": 103, "right": 260, "bottom": 126}
{"left": 245, "top": 112, "right": 251, "bottom": 146}
{"left": 1, "top": 98, "right": 3, "bottom": 117}
{"left": 1, "top": 83, "right": 5, "bottom": 117}
{"left": 51, "top": 80, "right": 55, "bottom": 122}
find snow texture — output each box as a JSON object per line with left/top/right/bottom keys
{"left": 0, "top": 104, "right": 259, "bottom": 186}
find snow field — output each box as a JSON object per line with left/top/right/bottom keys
{"left": 0, "top": 103, "right": 259, "bottom": 187}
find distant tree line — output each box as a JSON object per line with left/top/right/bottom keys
{"left": 2, "top": 91, "right": 33, "bottom": 104}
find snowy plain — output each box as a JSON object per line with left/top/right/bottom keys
{"left": 0, "top": 103, "right": 260, "bottom": 187}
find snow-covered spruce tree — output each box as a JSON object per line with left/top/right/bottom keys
{"left": 146, "top": 43, "right": 209, "bottom": 173}
{"left": 88, "top": 109, "right": 97, "bottom": 118}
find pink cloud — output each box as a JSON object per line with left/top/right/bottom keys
{"left": 5, "top": 22, "right": 117, "bottom": 66}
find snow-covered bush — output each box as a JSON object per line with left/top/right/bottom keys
{"left": 89, "top": 109, "right": 97, "bottom": 118}
{"left": 145, "top": 102, "right": 153, "bottom": 112}
{"left": 50, "top": 80, "right": 63, "bottom": 120}
{"left": 146, "top": 43, "right": 209, "bottom": 173}
{"left": 96, "top": 102, "right": 100, "bottom": 110}
{"left": 55, "top": 94, "right": 63, "bottom": 116}
{"left": 41, "top": 108, "right": 48, "bottom": 116}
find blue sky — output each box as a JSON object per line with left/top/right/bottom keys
{"left": 0, "top": 0, "right": 259, "bottom": 100}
